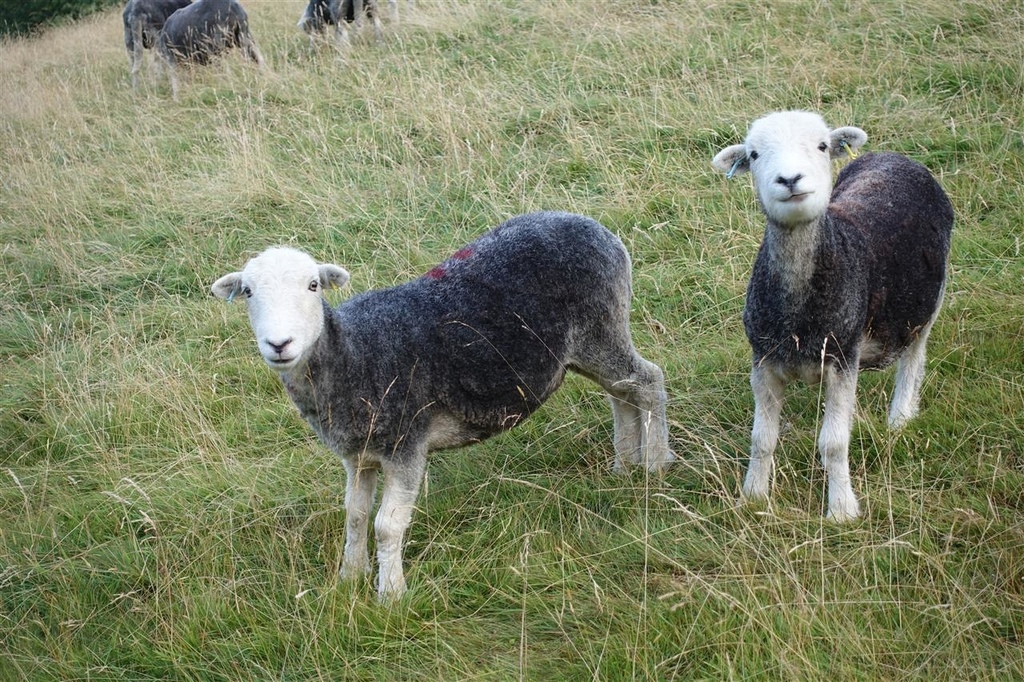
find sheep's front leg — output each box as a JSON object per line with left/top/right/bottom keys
{"left": 340, "top": 457, "right": 377, "bottom": 580}
{"left": 742, "top": 365, "right": 785, "bottom": 503}
{"left": 128, "top": 23, "right": 144, "bottom": 89}
{"left": 375, "top": 451, "right": 427, "bottom": 599}
{"left": 819, "top": 368, "right": 861, "bottom": 521}
{"left": 367, "top": 0, "right": 384, "bottom": 41}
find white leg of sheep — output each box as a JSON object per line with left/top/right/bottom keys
{"left": 374, "top": 453, "right": 427, "bottom": 598}
{"left": 598, "top": 359, "right": 673, "bottom": 473}
{"left": 570, "top": 299, "right": 673, "bottom": 473}
{"left": 340, "top": 458, "right": 377, "bottom": 579}
{"left": 888, "top": 307, "right": 941, "bottom": 429}
{"left": 743, "top": 365, "right": 785, "bottom": 502}
{"left": 819, "top": 368, "right": 860, "bottom": 521}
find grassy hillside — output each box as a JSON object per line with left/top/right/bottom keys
{"left": 1, "top": 0, "right": 1022, "bottom": 678}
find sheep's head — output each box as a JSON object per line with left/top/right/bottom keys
{"left": 712, "top": 111, "right": 867, "bottom": 228}
{"left": 212, "top": 247, "right": 350, "bottom": 373}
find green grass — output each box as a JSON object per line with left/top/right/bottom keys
{"left": 1, "top": 0, "right": 1022, "bottom": 678}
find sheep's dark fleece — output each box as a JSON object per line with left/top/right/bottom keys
{"left": 744, "top": 151, "right": 954, "bottom": 374}
{"left": 157, "top": 0, "right": 264, "bottom": 99}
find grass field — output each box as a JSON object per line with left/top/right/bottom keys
{"left": 1, "top": 0, "right": 1022, "bottom": 678}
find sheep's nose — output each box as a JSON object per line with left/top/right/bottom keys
{"left": 776, "top": 174, "right": 803, "bottom": 191}
{"left": 268, "top": 339, "right": 292, "bottom": 355}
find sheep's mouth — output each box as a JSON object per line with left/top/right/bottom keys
{"left": 265, "top": 356, "right": 299, "bottom": 370}
{"left": 781, "top": 192, "right": 812, "bottom": 203}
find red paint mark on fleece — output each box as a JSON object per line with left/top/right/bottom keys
{"left": 424, "top": 265, "right": 447, "bottom": 280}
{"left": 423, "top": 246, "right": 475, "bottom": 280}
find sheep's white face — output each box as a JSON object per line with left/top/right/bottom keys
{"left": 212, "top": 247, "right": 350, "bottom": 373}
{"left": 712, "top": 111, "right": 867, "bottom": 228}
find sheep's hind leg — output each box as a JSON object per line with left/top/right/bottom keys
{"left": 340, "top": 458, "right": 377, "bottom": 580}
{"left": 819, "top": 367, "right": 861, "bottom": 522}
{"left": 742, "top": 364, "right": 784, "bottom": 504}
{"left": 590, "top": 353, "right": 673, "bottom": 474}
{"left": 608, "top": 394, "right": 642, "bottom": 474}
{"left": 374, "top": 451, "right": 427, "bottom": 599}
{"left": 888, "top": 313, "right": 938, "bottom": 430}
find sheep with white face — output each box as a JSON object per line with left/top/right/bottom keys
{"left": 213, "top": 212, "right": 674, "bottom": 598}
{"left": 713, "top": 111, "right": 953, "bottom": 521}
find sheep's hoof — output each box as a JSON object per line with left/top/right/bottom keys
{"left": 339, "top": 561, "right": 371, "bottom": 581}
{"left": 646, "top": 448, "right": 676, "bottom": 473}
{"left": 887, "top": 411, "right": 916, "bottom": 430}
{"left": 825, "top": 503, "right": 861, "bottom": 523}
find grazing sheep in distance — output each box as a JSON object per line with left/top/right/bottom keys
{"left": 297, "top": 0, "right": 345, "bottom": 48}
{"left": 122, "top": 0, "right": 192, "bottom": 89}
{"left": 712, "top": 110, "right": 953, "bottom": 521}
{"left": 211, "top": 212, "right": 674, "bottom": 598}
{"left": 298, "top": 0, "right": 388, "bottom": 47}
{"left": 156, "top": 0, "right": 264, "bottom": 100}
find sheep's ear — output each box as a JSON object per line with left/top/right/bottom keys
{"left": 712, "top": 144, "right": 750, "bottom": 177}
{"left": 318, "top": 264, "right": 350, "bottom": 290}
{"left": 830, "top": 126, "right": 868, "bottom": 159}
{"left": 212, "top": 272, "right": 243, "bottom": 301}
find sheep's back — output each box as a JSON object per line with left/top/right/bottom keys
{"left": 829, "top": 152, "right": 953, "bottom": 365}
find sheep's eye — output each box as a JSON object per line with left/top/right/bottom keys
{"left": 242, "top": 286, "right": 252, "bottom": 298}
{"left": 308, "top": 281, "right": 319, "bottom": 292}
{"left": 749, "top": 151, "right": 759, "bottom": 161}
{"left": 818, "top": 142, "right": 829, "bottom": 152}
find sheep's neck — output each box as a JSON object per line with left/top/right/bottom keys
{"left": 763, "top": 217, "right": 822, "bottom": 295}
{"left": 279, "top": 311, "right": 344, "bottom": 413}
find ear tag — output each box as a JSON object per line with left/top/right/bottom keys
{"left": 726, "top": 156, "right": 745, "bottom": 180}
{"left": 226, "top": 283, "right": 240, "bottom": 303}
{"left": 840, "top": 140, "right": 860, "bottom": 159}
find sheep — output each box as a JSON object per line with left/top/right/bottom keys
{"left": 156, "top": 0, "right": 265, "bottom": 100}
{"left": 122, "top": 0, "right": 193, "bottom": 89}
{"left": 711, "top": 110, "right": 953, "bottom": 521}
{"left": 298, "top": 0, "right": 392, "bottom": 48}
{"left": 211, "top": 211, "right": 674, "bottom": 598}
{"left": 297, "top": 0, "right": 345, "bottom": 48}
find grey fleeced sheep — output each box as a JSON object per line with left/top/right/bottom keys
{"left": 712, "top": 110, "right": 953, "bottom": 521}
{"left": 156, "top": 0, "right": 264, "bottom": 99}
{"left": 298, "top": 0, "right": 392, "bottom": 47}
{"left": 122, "top": 0, "right": 193, "bottom": 89}
{"left": 212, "top": 211, "right": 674, "bottom": 598}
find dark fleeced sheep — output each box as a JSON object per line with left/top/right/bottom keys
{"left": 156, "top": 0, "right": 264, "bottom": 99}
{"left": 122, "top": 0, "right": 193, "bottom": 89}
{"left": 212, "top": 211, "right": 674, "bottom": 598}
{"left": 712, "top": 110, "right": 953, "bottom": 521}
{"left": 298, "top": 0, "right": 388, "bottom": 47}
